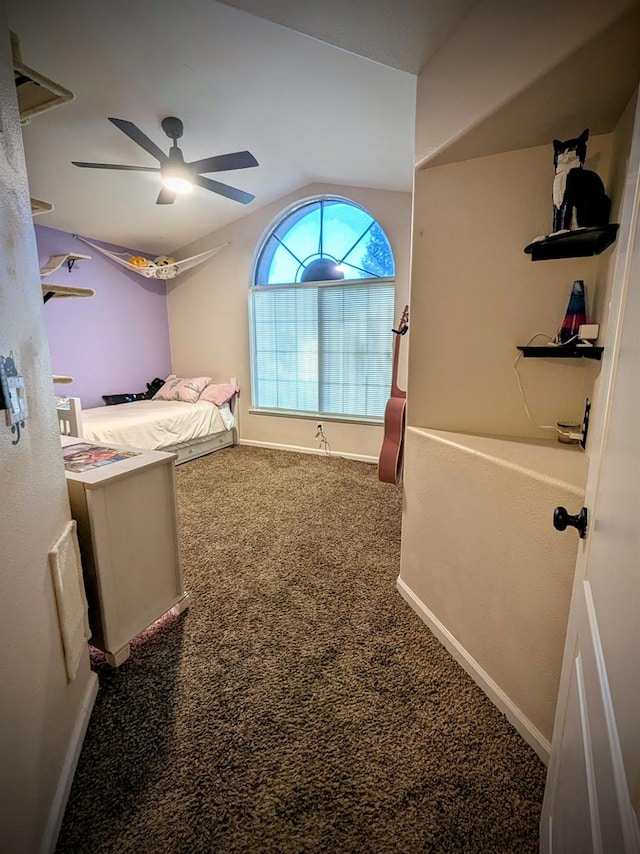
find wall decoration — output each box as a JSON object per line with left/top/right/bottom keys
{"left": 524, "top": 128, "right": 619, "bottom": 260}
{"left": 551, "top": 129, "right": 610, "bottom": 234}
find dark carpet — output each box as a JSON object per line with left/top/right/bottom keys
{"left": 56, "top": 445, "right": 546, "bottom": 853}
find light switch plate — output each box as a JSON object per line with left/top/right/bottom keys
{"left": 3, "top": 375, "right": 28, "bottom": 426}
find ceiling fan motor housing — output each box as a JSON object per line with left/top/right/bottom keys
{"left": 161, "top": 116, "right": 184, "bottom": 141}
{"left": 167, "top": 146, "right": 186, "bottom": 163}
{"left": 161, "top": 132, "right": 189, "bottom": 184}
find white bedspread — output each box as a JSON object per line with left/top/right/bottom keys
{"left": 81, "top": 399, "right": 233, "bottom": 451}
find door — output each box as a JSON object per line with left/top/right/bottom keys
{"left": 541, "top": 92, "right": 640, "bottom": 852}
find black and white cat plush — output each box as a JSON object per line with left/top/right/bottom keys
{"left": 552, "top": 129, "right": 610, "bottom": 233}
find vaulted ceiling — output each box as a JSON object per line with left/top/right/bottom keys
{"left": 7, "top": 0, "right": 640, "bottom": 255}
{"left": 9, "top": 0, "right": 468, "bottom": 254}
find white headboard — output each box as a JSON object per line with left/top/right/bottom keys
{"left": 57, "top": 397, "right": 83, "bottom": 438}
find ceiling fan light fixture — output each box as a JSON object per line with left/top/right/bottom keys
{"left": 162, "top": 174, "right": 193, "bottom": 194}
{"left": 161, "top": 156, "right": 193, "bottom": 194}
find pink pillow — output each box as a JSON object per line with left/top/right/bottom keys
{"left": 153, "top": 375, "right": 213, "bottom": 403}
{"left": 199, "top": 383, "right": 239, "bottom": 407}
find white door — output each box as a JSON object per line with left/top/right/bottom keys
{"left": 541, "top": 92, "right": 640, "bottom": 852}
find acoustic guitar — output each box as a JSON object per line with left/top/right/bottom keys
{"left": 378, "top": 305, "right": 409, "bottom": 485}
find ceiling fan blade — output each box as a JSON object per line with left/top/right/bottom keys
{"left": 108, "top": 117, "right": 168, "bottom": 163}
{"left": 72, "top": 161, "right": 161, "bottom": 172}
{"left": 156, "top": 187, "right": 176, "bottom": 205}
{"left": 195, "top": 175, "right": 255, "bottom": 204}
{"left": 187, "top": 150, "right": 259, "bottom": 174}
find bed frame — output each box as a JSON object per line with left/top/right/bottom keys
{"left": 167, "top": 429, "right": 235, "bottom": 465}
{"left": 56, "top": 395, "right": 236, "bottom": 465}
{"left": 57, "top": 397, "right": 83, "bottom": 438}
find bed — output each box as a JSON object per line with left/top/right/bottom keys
{"left": 56, "top": 383, "right": 237, "bottom": 465}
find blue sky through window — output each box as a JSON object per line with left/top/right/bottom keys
{"left": 256, "top": 199, "right": 394, "bottom": 284}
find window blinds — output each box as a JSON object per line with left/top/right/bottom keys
{"left": 250, "top": 279, "right": 394, "bottom": 418}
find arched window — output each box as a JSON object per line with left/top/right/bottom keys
{"left": 249, "top": 196, "right": 396, "bottom": 419}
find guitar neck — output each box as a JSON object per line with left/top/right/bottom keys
{"left": 390, "top": 331, "right": 405, "bottom": 399}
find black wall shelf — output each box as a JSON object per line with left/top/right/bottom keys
{"left": 524, "top": 224, "right": 619, "bottom": 261}
{"left": 517, "top": 345, "right": 603, "bottom": 361}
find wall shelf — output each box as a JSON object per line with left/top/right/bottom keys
{"left": 12, "top": 31, "right": 74, "bottom": 125}
{"left": 40, "top": 253, "right": 91, "bottom": 276}
{"left": 31, "top": 197, "right": 54, "bottom": 217}
{"left": 41, "top": 254, "right": 94, "bottom": 302}
{"left": 517, "top": 345, "right": 603, "bottom": 361}
{"left": 524, "top": 224, "right": 619, "bottom": 261}
{"left": 41, "top": 255, "right": 94, "bottom": 386}
{"left": 42, "top": 283, "right": 95, "bottom": 303}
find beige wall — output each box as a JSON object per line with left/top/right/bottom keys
{"left": 415, "top": 0, "right": 638, "bottom": 167}
{"left": 409, "top": 134, "right": 613, "bottom": 439}
{"left": 400, "top": 97, "right": 637, "bottom": 757}
{"left": 0, "top": 13, "right": 96, "bottom": 852}
{"left": 399, "top": 427, "right": 587, "bottom": 754}
{"left": 167, "top": 183, "right": 413, "bottom": 460}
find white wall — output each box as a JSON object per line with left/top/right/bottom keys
{"left": 167, "top": 183, "right": 412, "bottom": 460}
{"left": 0, "top": 12, "right": 96, "bottom": 852}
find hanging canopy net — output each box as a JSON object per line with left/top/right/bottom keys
{"left": 74, "top": 235, "right": 229, "bottom": 280}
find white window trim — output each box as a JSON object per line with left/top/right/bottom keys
{"left": 249, "top": 275, "right": 395, "bottom": 294}
{"left": 249, "top": 276, "right": 395, "bottom": 421}
{"left": 249, "top": 195, "right": 396, "bottom": 422}
{"left": 247, "top": 408, "right": 383, "bottom": 426}
{"left": 249, "top": 192, "right": 374, "bottom": 283}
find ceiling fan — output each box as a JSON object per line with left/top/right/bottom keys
{"left": 72, "top": 116, "right": 258, "bottom": 205}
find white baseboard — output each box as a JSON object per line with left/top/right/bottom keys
{"left": 396, "top": 576, "right": 551, "bottom": 765}
{"left": 238, "top": 438, "right": 377, "bottom": 464}
{"left": 42, "top": 671, "right": 99, "bottom": 854}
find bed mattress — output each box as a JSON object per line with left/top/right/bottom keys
{"left": 81, "top": 399, "right": 234, "bottom": 451}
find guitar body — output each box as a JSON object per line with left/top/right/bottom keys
{"left": 378, "top": 395, "right": 406, "bottom": 484}
{"left": 378, "top": 305, "right": 409, "bottom": 485}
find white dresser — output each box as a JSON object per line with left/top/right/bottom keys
{"left": 61, "top": 435, "right": 189, "bottom": 666}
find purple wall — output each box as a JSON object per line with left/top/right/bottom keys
{"left": 37, "top": 225, "right": 172, "bottom": 409}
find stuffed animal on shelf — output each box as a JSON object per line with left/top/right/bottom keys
{"left": 128, "top": 256, "right": 149, "bottom": 268}
{"left": 551, "top": 129, "right": 610, "bottom": 234}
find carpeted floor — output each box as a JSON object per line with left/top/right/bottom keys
{"left": 56, "top": 445, "right": 546, "bottom": 853}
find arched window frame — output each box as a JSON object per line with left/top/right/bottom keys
{"left": 249, "top": 195, "right": 396, "bottom": 422}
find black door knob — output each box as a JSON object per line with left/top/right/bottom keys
{"left": 553, "top": 506, "right": 588, "bottom": 539}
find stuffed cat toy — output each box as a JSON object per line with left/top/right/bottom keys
{"left": 552, "top": 129, "right": 610, "bottom": 233}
